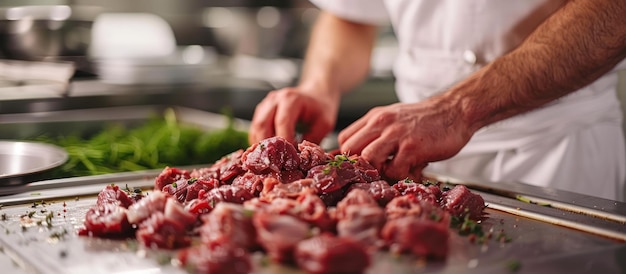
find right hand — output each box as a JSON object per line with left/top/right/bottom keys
{"left": 248, "top": 87, "right": 339, "bottom": 145}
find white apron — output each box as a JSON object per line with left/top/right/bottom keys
{"left": 310, "top": 0, "right": 626, "bottom": 201}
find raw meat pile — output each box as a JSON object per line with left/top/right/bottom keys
{"left": 80, "top": 136, "right": 486, "bottom": 274}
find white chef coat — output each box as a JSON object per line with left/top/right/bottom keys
{"left": 310, "top": 0, "right": 626, "bottom": 201}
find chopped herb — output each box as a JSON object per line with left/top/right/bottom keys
{"left": 421, "top": 180, "right": 438, "bottom": 187}
{"left": 403, "top": 178, "right": 414, "bottom": 184}
{"left": 133, "top": 188, "right": 143, "bottom": 194}
{"left": 172, "top": 182, "right": 177, "bottom": 188}
{"left": 36, "top": 220, "right": 43, "bottom": 226}
{"left": 184, "top": 264, "right": 197, "bottom": 274}
{"left": 45, "top": 211, "right": 54, "bottom": 228}
{"left": 429, "top": 212, "right": 442, "bottom": 222}
{"left": 0, "top": 204, "right": 3, "bottom": 210}
{"left": 124, "top": 184, "right": 132, "bottom": 194}
{"left": 75, "top": 197, "right": 80, "bottom": 201}
{"left": 259, "top": 255, "right": 270, "bottom": 267}
{"left": 515, "top": 195, "right": 552, "bottom": 207}
{"left": 497, "top": 231, "right": 512, "bottom": 243}
{"left": 506, "top": 259, "right": 522, "bottom": 272}
{"left": 49, "top": 228, "right": 68, "bottom": 240}
{"left": 59, "top": 250, "right": 68, "bottom": 258}
{"left": 259, "top": 143, "right": 266, "bottom": 151}
{"left": 242, "top": 209, "right": 254, "bottom": 218}
{"left": 451, "top": 215, "right": 484, "bottom": 237}
{"left": 187, "top": 178, "right": 198, "bottom": 185}
{"left": 21, "top": 225, "right": 27, "bottom": 232}
{"left": 126, "top": 239, "right": 139, "bottom": 252}
{"left": 156, "top": 253, "right": 173, "bottom": 265}
{"left": 210, "top": 199, "right": 216, "bottom": 208}
{"left": 110, "top": 183, "right": 116, "bottom": 187}
{"left": 30, "top": 192, "right": 41, "bottom": 196}
{"left": 323, "top": 154, "right": 356, "bottom": 174}
{"left": 328, "top": 154, "right": 356, "bottom": 167}
{"left": 1, "top": 213, "right": 7, "bottom": 221}
{"left": 27, "top": 211, "right": 36, "bottom": 218}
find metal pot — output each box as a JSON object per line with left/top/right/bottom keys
{"left": 0, "top": 5, "right": 101, "bottom": 62}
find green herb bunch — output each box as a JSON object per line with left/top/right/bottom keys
{"left": 30, "top": 108, "right": 248, "bottom": 177}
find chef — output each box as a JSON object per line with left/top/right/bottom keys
{"left": 249, "top": 0, "right": 626, "bottom": 202}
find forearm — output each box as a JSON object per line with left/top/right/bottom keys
{"left": 443, "top": 0, "right": 626, "bottom": 133}
{"left": 298, "top": 11, "right": 378, "bottom": 98}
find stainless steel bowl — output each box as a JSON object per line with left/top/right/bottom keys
{"left": 0, "top": 5, "right": 101, "bottom": 61}
{"left": 0, "top": 140, "right": 68, "bottom": 182}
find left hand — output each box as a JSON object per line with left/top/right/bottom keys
{"left": 338, "top": 99, "right": 475, "bottom": 181}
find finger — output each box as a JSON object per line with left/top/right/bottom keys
{"left": 382, "top": 139, "right": 421, "bottom": 180}
{"left": 337, "top": 116, "right": 369, "bottom": 145}
{"left": 249, "top": 92, "right": 279, "bottom": 144}
{"left": 339, "top": 122, "right": 382, "bottom": 156}
{"left": 360, "top": 137, "right": 397, "bottom": 172}
{"left": 274, "top": 93, "right": 299, "bottom": 144}
{"left": 408, "top": 163, "right": 427, "bottom": 182}
{"left": 302, "top": 121, "right": 329, "bottom": 144}
{"left": 383, "top": 146, "right": 417, "bottom": 181}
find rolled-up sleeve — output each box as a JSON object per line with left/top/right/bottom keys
{"left": 309, "top": 0, "right": 389, "bottom": 25}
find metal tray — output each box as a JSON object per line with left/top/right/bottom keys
{"left": 0, "top": 171, "right": 624, "bottom": 274}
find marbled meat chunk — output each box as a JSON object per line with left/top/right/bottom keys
{"left": 337, "top": 205, "right": 385, "bottom": 248}
{"left": 81, "top": 203, "right": 133, "bottom": 238}
{"left": 184, "top": 177, "right": 220, "bottom": 202}
{"left": 126, "top": 191, "right": 169, "bottom": 225}
{"left": 201, "top": 185, "right": 255, "bottom": 206}
{"left": 188, "top": 150, "right": 245, "bottom": 183}
{"left": 298, "top": 140, "right": 331, "bottom": 171}
{"left": 441, "top": 185, "right": 486, "bottom": 220}
{"left": 163, "top": 198, "right": 196, "bottom": 227}
{"left": 96, "top": 184, "right": 136, "bottom": 208}
{"left": 261, "top": 177, "right": 317, "bottom": 201}
{"left": 177, "top": 243, "right": 252, "bottom": 274}
{"left": 231, "top": 172, "right": 269, "bottom": 197}
{"left": 241, "top": 136, "right": 300, "bottom": 174}
{"left": 381, "top": 216, "right": 450, "bottom": 260}
{"left": 154, "top": 167, "right": 190, "bottom": 191}
{"left": 253, "top": 211, "right": 311, "bottom": 263}
{"left": 200, "top": 203, "right": 257, "bottom": 250}
{"left": 348, "top": 180, "right": 400, "bottom": 207}
{"left": 136, "top": 211, "right": 191, "bottom": 249}
{"left": 295, "top": 233, "right": 371, "bottom": 274}
{"left": 393, "top": 180, "right": 442, "bottom": 205}
{"left": 307, "top": 158, "right": 362, "bottom": 193}
{"left": 335, "top": 189, "right": 379, "bottom": 220}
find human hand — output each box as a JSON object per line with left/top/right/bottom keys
{"left": 249, "top": 87, "right": 340, "bottom": 145}
{"left": 337, "top": 99, "right": 475, "bottom": 181}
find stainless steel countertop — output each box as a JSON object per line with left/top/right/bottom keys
{"left": 0, "top": 169, "right": 624, "bottom": 274}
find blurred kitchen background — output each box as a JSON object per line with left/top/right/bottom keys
{"left": 0, "top": 0, "right": 624, "bottom": 136}
{"left": 0, "top": 0, "right": 399, "bottom": 133}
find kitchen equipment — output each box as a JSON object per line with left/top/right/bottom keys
{"left": 0, "top": 140, "right": 67, "bottom": 185}
{"left": 0, "top": 5, "right": 102, "bottom": 62}
{"left": 90, "top": 13, "right": 217, "bottom": 85}
{"left": 0, "top": 59, "right": 75, "bottom": 99}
